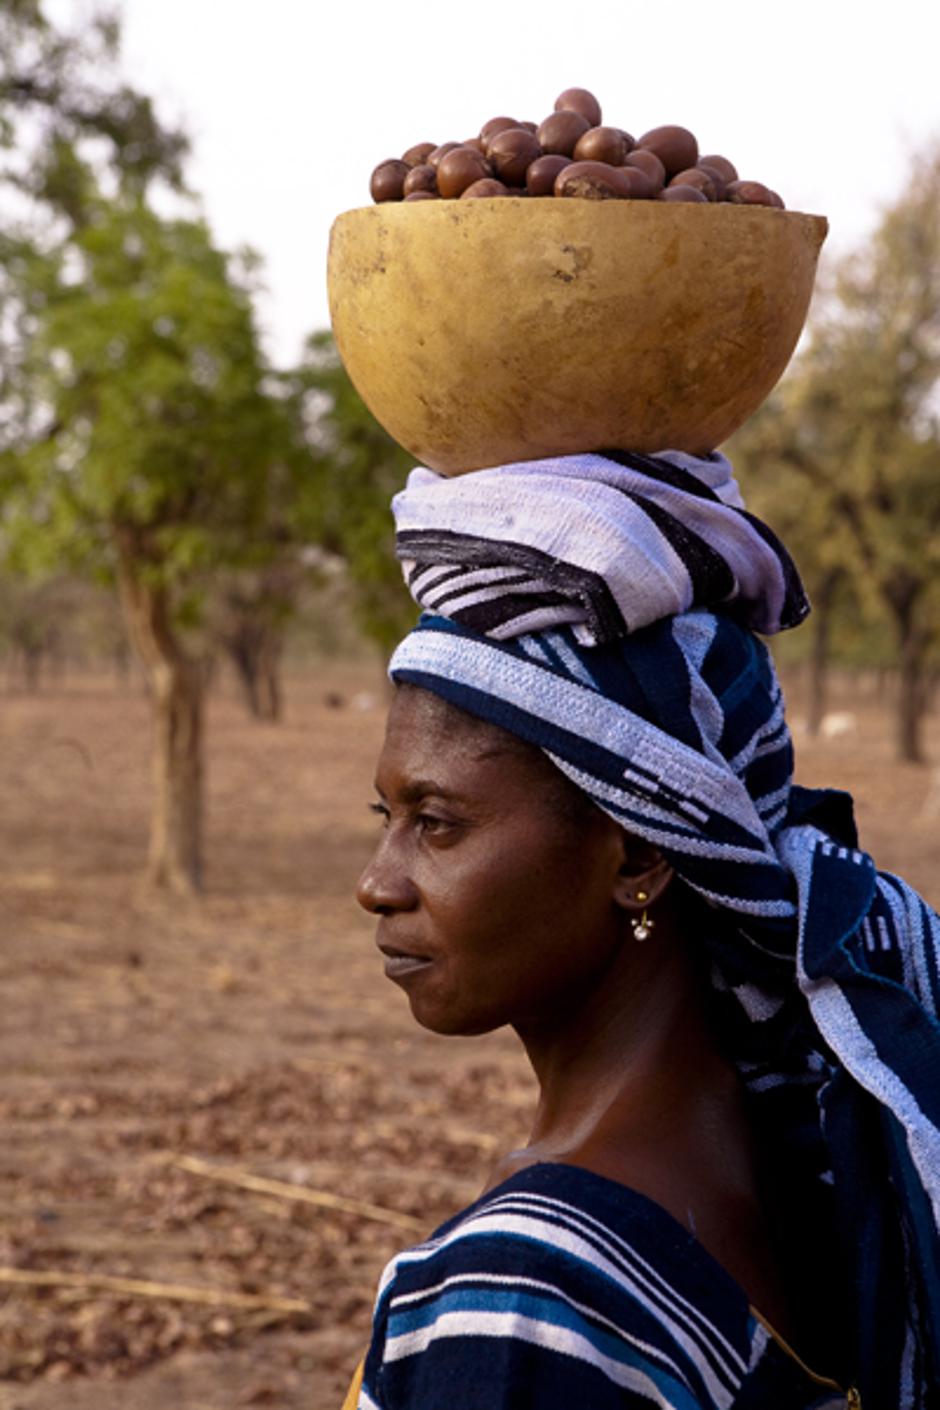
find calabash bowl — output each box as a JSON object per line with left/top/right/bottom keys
{"left": 327, "top": 199, "right": 827, "bottom": 475}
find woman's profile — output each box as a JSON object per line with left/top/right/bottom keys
{"left": 345, "top": 448, "right": 940, "bottom": 1408}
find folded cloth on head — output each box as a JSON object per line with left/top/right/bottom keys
{"left": 393, "top": 448, "right": 809, "bottom": 645}
{"left": 387, "top": 449, "right": 940, "bottom": 1407}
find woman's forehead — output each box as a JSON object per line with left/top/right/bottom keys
{"left": 378, "top": 686, "right": 601, "bottom": 832}
{"left": 381, "top": 685, "right": 528, "bottom": 774}
{"left": 387, "top": 684, "right": 522, "bottom": 751}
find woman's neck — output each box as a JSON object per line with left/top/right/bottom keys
{"left": 491, "top": 907, "right": 797, "bottom": 1337}
{"left": 517, "top": 921, "right": 746, "bottom": 1188}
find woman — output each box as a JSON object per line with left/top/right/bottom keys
{"left": 349, "top": 448, "right": 940, "bottom": 1409}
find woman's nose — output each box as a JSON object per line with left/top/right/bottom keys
{"left": 356, "top": 840, "right": 418, "bottom": 916}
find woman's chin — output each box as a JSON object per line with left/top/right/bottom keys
{"left": 408, "top": 994, "right": 505, "bottom": 1039}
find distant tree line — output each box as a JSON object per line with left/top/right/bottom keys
{"left": 1, "top": 3, "right": 937, "bottom": 895}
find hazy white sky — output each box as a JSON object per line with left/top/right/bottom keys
{"left": 50, "top": 0, "right": 940, "bottom": 367}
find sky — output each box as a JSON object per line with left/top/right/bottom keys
{"left": 49, "top": 0, "right": 940, "bottom": 369}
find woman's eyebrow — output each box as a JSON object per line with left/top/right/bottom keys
{"left": 376, "top": 779, "right": 463, "bottom": 804}
{"left": 472, "top": 742, "right": 522, "bottom": 762}
{"left": 403, "top": 779, "right": 462, "bottom": 802}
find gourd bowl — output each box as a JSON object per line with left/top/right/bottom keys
{"left": 327, "top": 199, "right": 827, "bottom": 475}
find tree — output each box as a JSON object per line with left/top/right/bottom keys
{"left": 195, "top": 332, "right": 420, "bottom": 720}
{"left": 285, "top": 332, "right": 416, "bottom": 656}
{"left": 0, "top": 7, "right": 308, "bottom": 889}
{"left": 0, "top": 570, "right": 62, "bottom": 688}
{"left": 730, "top": 392, "right": 868, "bottom": 735}
{"left": 3, "top": 197, "right": 280, "bottom": 892}
{"left": 0, "top": 569, "right": 125, "bottom": 687}
{"left": 210, "top": 557, "right": 305, "bottom": 722}
{"left": 199, "top": 329, "right": 420, "bottom": 719}
{"left": 0, "top": 0, "right": 188, "bottom": 420}
{"left": 0, "top": 1, "right": 187, "bottom": 212}
{"left": 730, "top": 143, "right": 940, "bottom": 761}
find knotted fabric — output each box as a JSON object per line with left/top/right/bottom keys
{"left": 387, "top": 449, "right": 940, "bottom": 1407}
{"left": 393, "top": 448, "right": 809, "bottom": 645}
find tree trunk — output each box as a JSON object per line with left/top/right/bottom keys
{"left": 21, "top": 644, "right": 43, "bottom": 692}
{"left": 147, "top": 656, "right": 204, "bottom": 891}
{"left": 883, "top": 571, "right": 931, "bottom": 765}
{"left": 112, "top": 638, "right": 132, "bottom": 683}
{"left": 806, "top": 568, "right": 841, "bottom": 737}
{"left": 223, "top": 618, "right": 283, "bottom": 722}
{"left": 115, "top": 535, "right": 204, "bottom": 893}
{"left": 255, "top": 630, "right": 282, "bottom": 722}
{"left": 896, "top": 624, "right": 930, "bottom": 764}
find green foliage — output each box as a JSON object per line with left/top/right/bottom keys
{"left": 0, "top": 1, "right": 188, "bottom": 218}
{"left": 729, "top": 141, "right": 940, "bottom": 672}
{"left": 0, "top": 0, "right": 207, "bottom": 610}
{"left": 730, "top": 141, "right": 940, "bottom": 756}
{"left": 281, "top": 331, "right": 416, "bottom": 653}
{"left": 0, "top": 5, "right": 416, "bottom": 665}
{"left": 2, "top": 195, "right": 281, "bottom": 622}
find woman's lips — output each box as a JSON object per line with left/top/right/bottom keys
{"left": 377, "top": 943, "right": 433, "bottom": 981}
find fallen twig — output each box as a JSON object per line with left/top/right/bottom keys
{"left": 438, "top": 1126, "right": 498, "bottom": 1151}
{"left": 0, "top": 1267, "right": 313, "bottom": 1313}
{"left": 172, "top": 1154, "right": 425, "bottom": 1234}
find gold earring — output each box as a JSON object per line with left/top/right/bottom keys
{"left": 631, "top": 890, "right": 654, "bottom": 941}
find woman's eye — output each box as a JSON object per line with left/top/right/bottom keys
{"left": 368, "top": 802, "right": 458, "bottom": 838}
{"left": 416, "top": 809, "right": 467, "bottom": 839}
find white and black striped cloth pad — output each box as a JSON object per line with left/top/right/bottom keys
{"left": 393, "top": 448, "right": 809, "bottom": 645}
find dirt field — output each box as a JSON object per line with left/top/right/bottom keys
{"left": 0, "top": 662, "right": 937, "bottom": 1410}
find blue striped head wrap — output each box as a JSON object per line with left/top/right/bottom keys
{"left": 387, "top": 449, "right": 940, "bottom": 1406}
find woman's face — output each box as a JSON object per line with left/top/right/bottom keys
{"left": 356, "top": 686, "right": 633, "bottom": 1037}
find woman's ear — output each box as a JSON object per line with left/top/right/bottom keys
{"left": 612, "top": 840, "right": 674, "bottom": 912}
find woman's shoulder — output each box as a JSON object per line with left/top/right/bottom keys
{"left": 362, "top": 1162, "right": 781, "bottom": 1409}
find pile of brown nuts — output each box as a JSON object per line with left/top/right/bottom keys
{"left": 369, "top": 87, "right": 784, "bottom": 208}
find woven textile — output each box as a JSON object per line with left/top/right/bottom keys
{"left": 384, "top": 450, "right": 940, "bottom": 1407}
{"left": 361, "top": 1164, "right": 850, "bottom": 1409}
{"left": 393, "top": 449, "right": 809, "bottom": 645}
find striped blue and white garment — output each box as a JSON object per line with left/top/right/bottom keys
{"left": 362, "top": 1163, "right": 851, "bottom": 1409}
{"left": 357, "top": 450, "right": 940, "bottom": 1409}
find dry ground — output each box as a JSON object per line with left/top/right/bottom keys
{"left": 0, "top": 661, "right": 937, "bottom": 1410}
